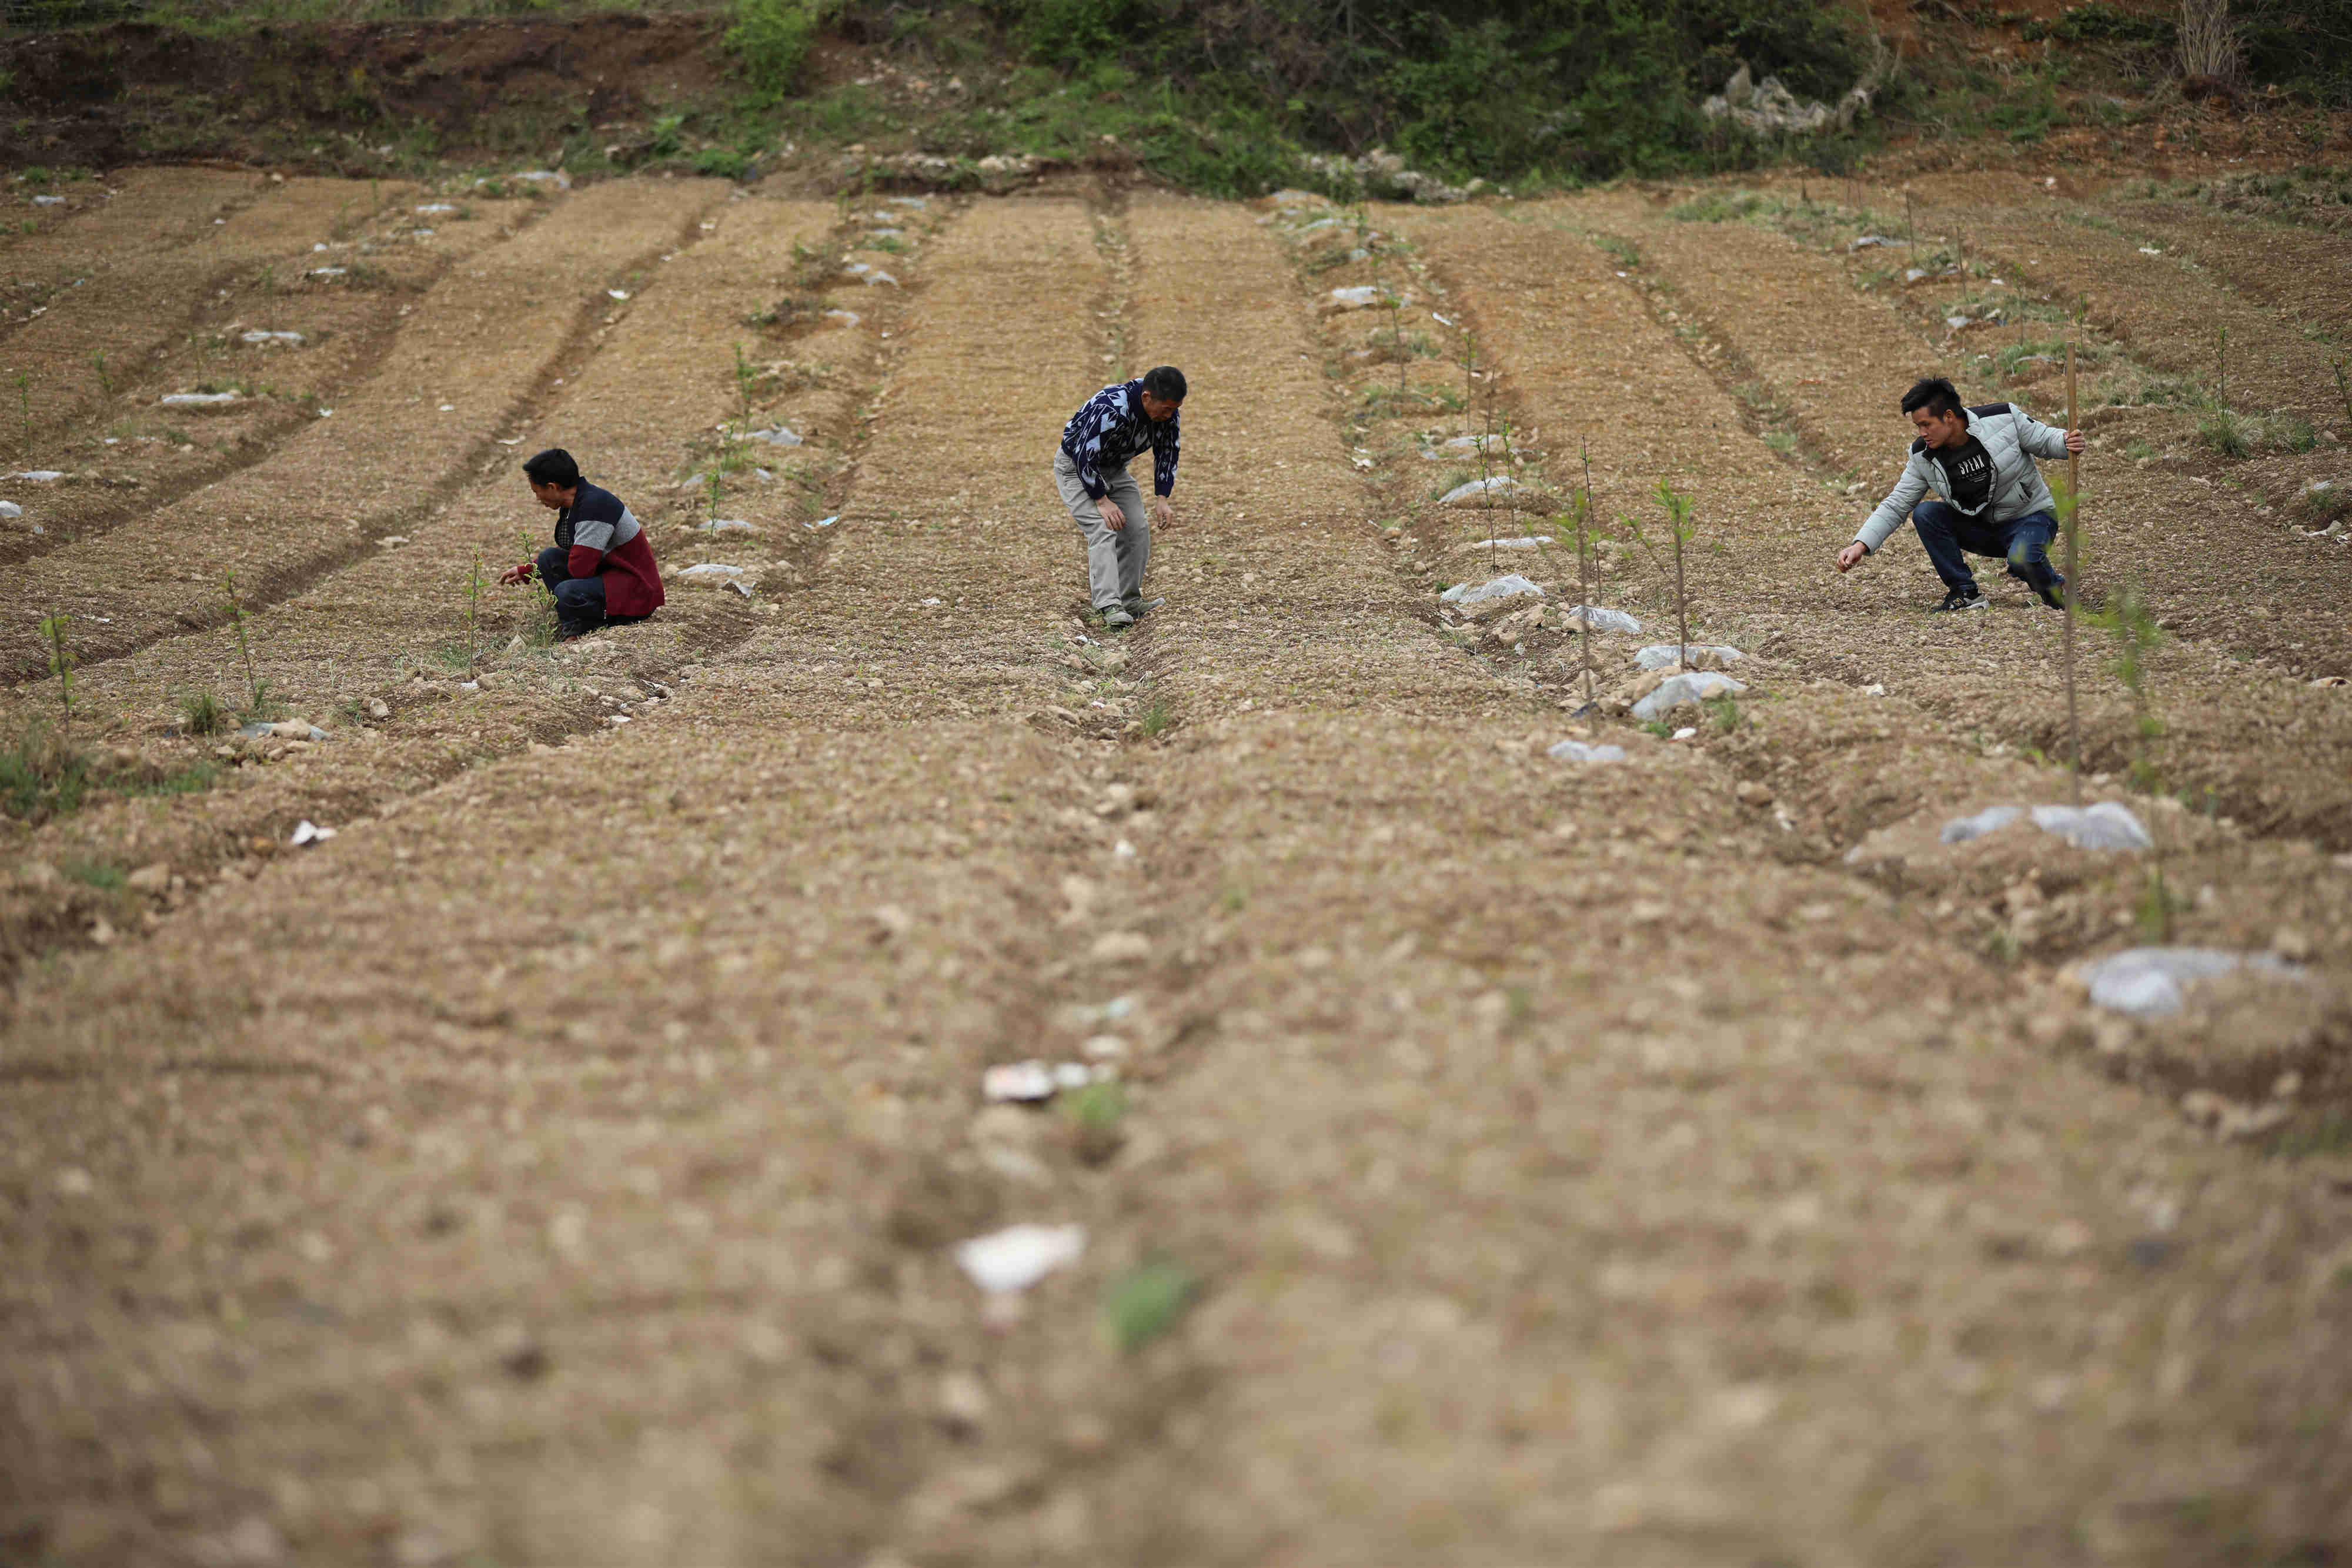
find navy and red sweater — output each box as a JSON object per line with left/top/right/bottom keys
{"left": 526, "top": 481, "right": 666, "bottom": 618}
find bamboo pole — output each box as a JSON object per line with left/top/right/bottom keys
{"left": 2063, "top": 340, "right": 2082, "bottom": 804}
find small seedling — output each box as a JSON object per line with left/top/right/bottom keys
{"left": 1104, "top": 1261, "right": 1197, "bottom": 1353}
{"left": 733, "top": 340, "right": 756, "bottom": 424}
{"left": 517, "top": 524, "right": 557, "bottom": 646}
{"left": 38, "top": 612, "right": 72, "bottom": 720}
{"left": 704, "top": 466, "right": 724, "bottom": 519}
{"left": 91, "top": 352, "right": 111, "bottom": 401}
{"left": 1617, "top": 479, "right": 1700, "bottom": 671}
{"left": 462, "top": 549, "right": 487, "bottom": 673}
{"left": 2333, "top": 357, "right": 2352, "bottom": 429}
{"left": 1140, "top": 693, "right": 1174, "bottom": 738}
{"left": 13, "top": 371, "right": 28, "bottom": 450}
{"left": 1062, "top": 1081, "right": 1126, "bottom": 1164}
{"left": 223, "top": 567, "right": 266, "bottom": 716}
{"left": 2216, "top": 323, "right": 2228, "bottom": 407}
{"left": 179, "top": 690, "right": 227, "bottom": 735}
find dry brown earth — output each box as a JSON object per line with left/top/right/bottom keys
{"left": 3, "top": 172, "right": 2350, "bottom": 1568}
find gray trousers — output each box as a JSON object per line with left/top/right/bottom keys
{"left": 1053, "top": 450, "right": 1150, "bottom": 611}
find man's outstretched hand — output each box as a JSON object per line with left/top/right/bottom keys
{"left": 497, "top": 561, "right": 533, "bottom": 587}
{"left": 1836, "top": 541, "right": 1869, "bottom": 573}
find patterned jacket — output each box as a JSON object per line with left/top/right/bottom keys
{"left": 533, "top": 480, "right": 666, "bottom": 618}
{"left": 1856, "top": 401, "right": 2070, "bottom": 552}
{"left": 1058, "top": 379, "right": 1181, "bottom": 501}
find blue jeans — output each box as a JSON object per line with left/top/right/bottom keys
{"left": 537, "top": 546, "right": 612, "bottom": 633}
{"left": 1910, "top": 502, "right": 2061, "bottom": 597}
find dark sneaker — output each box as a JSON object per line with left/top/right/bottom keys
{"left": 1101, "top": 606, "right": 1135, "bottom": 629}
{"left": 1931, "top": 589, "right": 1989, "bottom": 613}
{"left": 2029, "top": 572, "right": 2067, "bottom": 610}
{"left": 553, "top": 620, "right": 598, "bottom": 641}
{"left": 1122, "top": 596, "right": 1165, "bottom": 617}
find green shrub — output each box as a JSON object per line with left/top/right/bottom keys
{"left": 179, "top": 689, "right": 228, "bottom": 735}
{"left": 0, "top": 724, "right": 90, "bottom": 823}
{"left": 727, "top": 0, "right": 834, "bottom": 102}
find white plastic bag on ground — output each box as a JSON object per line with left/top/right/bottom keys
{"left": 1439, "top": 574, "right": 1542, "bottom": 606}
{"left": 1439, "top": 476, "right": 1525, "bottom": 507}
{"left": 2032, "top": 801, "right": 2152, "bottom": 852}
{"left": 2076, "top": 947, "right": 2295, "bottom": 1016}
{"left": 955, "top": 1224, "right": 1085, "bottom": 1293}
{"left": 1632, "top": 672, "right": 1747, "bottom": 720}
{"left": 1940, "top": 805, "right": 2022, "bottom": 844}
{"left": 1634, "top": 643, "right": 1743, "bottom": 670}
{"left": 1549, "top": 739, "right": 1626, "bottom": 764}
{"left": 1562, "top": 604, "right": 1641, "bottom": 634}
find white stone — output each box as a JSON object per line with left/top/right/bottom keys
{"left": 1452, "top": 535, "right": 1553, "bottom": 551}
{"left": 239, "top": 330, "right": 303, "bottom": 345}
{"left": 1549, "top": 739, "right": 1626, "bottom": 764}
{"left": 0, "top": 501, "right": 19, "bottom": 519}
{"left": 160, "top": 391, "right": 239, "bottom": 406}
{"left": 747, "top": 426, "right": 803, "bottom": 446}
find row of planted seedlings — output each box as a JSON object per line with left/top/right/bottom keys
{"left": 1268, "top": 191, "right": 1748, "bottom": 743}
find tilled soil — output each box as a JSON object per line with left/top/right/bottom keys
{"left": 4, "top": 172, "right": 2350, "bottom": 1568}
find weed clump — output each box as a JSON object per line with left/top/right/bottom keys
{"left": 1104, "top": 1261, "right": 1198, "bottom": 1353}
{"left": 179, "top": 690, "right": 228, "bottom": 736}
{"left": 0, "top": 724, "right": 90, "bottom": 823}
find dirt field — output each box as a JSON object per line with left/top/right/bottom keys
{"left": 4, "top": 163, "right": 2351, "bottom": 1566}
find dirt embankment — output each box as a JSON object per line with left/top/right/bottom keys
{"left": 0, "top": 12, "right": 725, "bottom": 171}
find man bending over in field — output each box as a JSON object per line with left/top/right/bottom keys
{"left": 1835, "top": 376, "right": 2086, "bottom": 611}
{"left": 1054, "top": 365, "right": 1184, "bottom": 628}
{"left": 499, "top": 447, "right": 666, "bottom": 640}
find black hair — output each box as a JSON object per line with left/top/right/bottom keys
{"left": 1900, "top": 377, "right": 1963, "bottom": 421}
{"left": 523, "top": 447, "right": 580, "bottom": 488}
{"left": 1141, "top": 365, "right": 1187, "bottom": 403}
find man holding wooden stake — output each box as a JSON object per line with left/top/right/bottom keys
{"left": 1836, "top": 376, "right": 2086, "bottom": 611}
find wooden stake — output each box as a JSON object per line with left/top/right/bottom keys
{"left": 2063, "top": 339, "right": 2083, "bottom": 804}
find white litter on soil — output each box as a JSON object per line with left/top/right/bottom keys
{"left": 1327, "top": 285, "right": 1388, "bottom": 309}
{"left": 1940, "top": 805, "right": 2023, "bottom": 844}
{"left": 8, "top": 470, "right": 65, "bottom": 482}
{"left": 289, "top": 821, "right": 337, "bottom": 848}
{"left": 1632, "top": 671, "right": 1748, "bottom": 720}
{"left": 1549, "top": 739, "right": 1626, "bottom": 764}
{"left": 239, "top": 330, "right": 304, "bottom": 345}
{"left": 1634, "top": 644, "right": 1743, "bottom": 670}
{"left": 2030, "top": 802, "right": 2153, "bottom": 852}
{"left": 1453, "top": 535, "right": 1553, "bottom": 551}
{"left": 954, "top": 1223, "right": 1086, "bottom": 1293}
{"left": 1562, "top": 604, "right": 1641, "bottom": 634}
{"left": 679, "top": 563, "right": 747, "bottom": 581}
{"left": 0, "top": 502, "right": 20, "bottom": 519}
{"left": 699, "top": 519, "right": 756, "bottom": 532}
{"left": 2076, "top": 947, "right": 2297, "bottom": 1017}
{"left": 160, "top": 392, "right": 239, "bottom": 406}
{"left": 747, "top": 426, "right": 803, "bottom": 446}
{"left": 1439, "top": 574, "right": 1542, "bottom": 606}
{"left": 1439, "top": 476, "right": 1526, "bottom": 506}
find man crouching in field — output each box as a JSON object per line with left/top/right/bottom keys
{"left": 1054, "top": 365, "right": 1184, "bottom": 628}
{"left": 1836, "top": 376, "right": 2087, "bottom": 611}
{"left": 499, "top": 447, "right": 666, "bottom": 640}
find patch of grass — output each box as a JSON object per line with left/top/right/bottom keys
{"left": 61, "top": 857, "right": 123, "bottom": 891}
{"left": 1642, "top": 718, "right": 1673, "bottom": 738}
{"left": 0, "top": 724, "right": 91, "bottom": 823}
{"left": 117, "top": 760, "right": 219, "bottom": 800}
{"left": 179, "top": 689, "right": 228, "bottom": 735}
{"left": 1705, "top": 692, "right": 1743, "bottom": 731}
{"left": 1104, "top": 1260, "right": 1198, "bottom": 1353}
{"left": 2261, "top": 1108, "right": 2352, "bottom": 1161}
{"left": 2197, "top": 407, "right": 2253, "bottom": 459}
{"left": 1061, "top": 1081, "right": 1127, "bottom": 1164}
{"left": 2297, "top": 484, "right": 2351, "bottom": 527}
{"left": 1140, "top": 693, "right": 1174, "bottom": 738}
